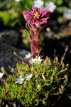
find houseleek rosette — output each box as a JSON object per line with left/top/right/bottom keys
{"left": 22, "top": 5, "right": 50, "bottom": 60}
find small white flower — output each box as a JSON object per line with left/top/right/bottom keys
{"left": 29, "top": 58, "right": 37, "bottom": 64}
{"left": 5, "top": 105, "right": 8, "bottom": 107}
{"left": 25, "top": 53, "right": 31, "bottom": 59}
{"left": 11, "top": 68, "right": 15, "bottom": 72}
{"left": 35, "top": 56, "right": 42, "bottom": 64}
{"left": 63, "top": 9, "right": 71, "bottom": 19}
{"left": 15, "top": 76, "right": 24, "bottom": 84}
{"left": 0, "top": 72, "right": 4, "bottom": 78}
{"left": 1, "top": 67, "right": 5, "bottom": 72}
{"left": 25, "top": 74, "right": 32, "bottom": 80}
{"left": 13, "top": 103, "right": 16, "bottom": 107}
{"left": 15, "top": 0, "right": 20, "bottom": 2}
{"left": 11, "top": 68, "right": 14, "bottom": 71}
{"left": 29, "top": 56, "right": 42, "bottom": 64}
{"left": 35, "top": 75, "right": 38, "bottom": 78}
{"left": 37, "top": 85, "right": 41, "bottom": 88}
{"left": 42, "top": 74, "right": 46, "bottom": 81}
{"left": 42, "top": 74, "right": 45, "bottom": 79}
{"left": 45, "top": 2, "right": 56, "bottom": 13}
{"left": 33, "top": 0, "right": 44, "bottom": 8}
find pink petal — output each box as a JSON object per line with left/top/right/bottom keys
{"left": 41, "top": 9, "right": 46, "bottom": 15}
{"left": 40, "top": 17, "right": 49, "bottom": 20}
{"left": 32, "top": 4, "right": 36, "bottom": 13}
{"left": 41, "top": 10, "right": 50, "bottom": 17}
{"left": 40, "top": 5, "right": 43, "bottom": 12}
{"left": 26, "top": 7, "right": 31, "bottom": 13}
{"left": 32, "top": 4, "right": 35, "bottom": 10}
{"left": 35, "top": 21, "right": 41, "bottom": 27}
{"left": 33, "top": 19, "right": 36, "bottom": 23}
{"left": 22, "top": 11, "right": 32, "bottom": 23}
{"left": 45, "top": 10, "right": 50, "bottom": 17}
{"left": 41, "top": 20, "right": 47, "bottom": 24}
{"left": 41, "top": 11, "right": 47, "bottom": 17}
{"left": 38, "top": 5, "right": 43, "bottom": 14}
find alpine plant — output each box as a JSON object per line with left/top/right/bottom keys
{"left": 22, "top": 5, "right": 50, "bottom": 60}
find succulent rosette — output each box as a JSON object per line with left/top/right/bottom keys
{"left": 22, "top": 4, "right": 50, "bottom": 28}
{"left": 22, "top": 5, "right": 50, "bottom": 59}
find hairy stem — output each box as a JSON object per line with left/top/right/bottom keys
{"left": 27, "top": 23, "right": 45, "bottom": 59}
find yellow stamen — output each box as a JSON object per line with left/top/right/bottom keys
{"left": 34, "top": 12, "right": 40, "bottom": 19}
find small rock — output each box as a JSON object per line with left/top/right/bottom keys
{"left": 19, "top": 50, "right": 31, "bottom": 57}
{"left": 0, "top": 43, "right": 30, "bottom": 74}
{"left": 0, "top": 30, "right": 20, "bottom": 46}
{"left": 0, "top": 43, "right": 21, "bottom": 74}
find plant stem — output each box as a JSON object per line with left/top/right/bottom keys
{"left": 27, "top": 23, "right": 45, "bottom": 59}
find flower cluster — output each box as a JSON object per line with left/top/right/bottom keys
{"left": 0, "top": 55, "right": 68, "bottom": 106}
{"left": 24, "top": 53, "right": 31, "bottom": 59}
{"left": 15, "top": 0, "right": 20, "bottom": 2}
{"left": 45, "top": 2, "right": 56, "bottom": 13}
{"left": 0, "top": 72, "right": 4, "bottom": 78}
{"left": 33, "top": 1, "right": 56, "bottom": 13}
{"left": 63, "top": 9, "right": 71, "bottom": 19}
{"left": 33, "top": 0, "right": 44, "bottom": 9}
{"left": 22, "top": 5, "right": 50, "bottom": 59}
{"left": 24, "top": 53, "right": 43, "bottom": 64}
{"left": 15, "top": 76, "right": 24, "bottom": 84}
{"left": 15, "top": 74, "right": 32, "bottom": 84}
{"left": 22, "top": 4, "right": 50, "bottom": 28}
{"left": 29, "top": 56, "right": 42, "bottom": 64}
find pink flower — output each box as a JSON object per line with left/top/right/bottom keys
{"left": 22, "top": 4, "right": 50, "bottom": 27}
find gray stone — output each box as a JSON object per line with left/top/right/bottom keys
{"left": 0, "top": 43, "right": 31, "bottom": 86}
{"left": 0, "top": 43, "right": 30, "bottom": 74}
{"left": 19, "top": 50, "right": 31, "bottom": 57}
{"left": 0, "top": 30, "right": 20, "bottom": 46}
{"left": 0, "top": 43, "right": 21, "bottom": 73}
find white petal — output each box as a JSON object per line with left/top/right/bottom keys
{"left": 63, "top": 9, "right": 71, "bottom": 19}
{"left": 25, "top": 53, "right": 31, "bottom": 59}
{"left": 19, "top": 76, "right": 22, "bottom": 78}
{"left": 37, "top": 85, "right": 41, "bottom": 88}
{"left": 19, "top": 81, "right": 23, "bottom": 84}
{"left": 0, "top": 72, "right": 4, "bottom": 78}
{"left": 15, "top": 81, "right": 19, "bottom": 84}
{"left": 45, "top": 2, "right": 56, "bottom": 12}
{"left": 33, "top": 0, "right": 44, "bottom": 8}
{"left": 15, "top": 0, "right": 20, "bottom": 2}
{"left": 26, "top": 74, "right": 28, "bottom": 77}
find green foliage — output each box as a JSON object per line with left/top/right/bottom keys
{"left": 0, "top": 0, "right": 71, "bottom": 29}
{"left": 0, "top": 0, "right": 33, "bottom": 27}
{"left": 0, "top": 56, "right": 68, "bottom": 107}
{"left": 22, "top": 29, "right": 30, "bottom": 49}
{"left": 56, "top": 6, "right": 67, "bottom": 13}
{"left": 19, "top": 0, "right": 33, "bottom": 11}
{"left": 0, "top": 1, "right": 7, "bottom": 10}
{"left": 0, "top": 9, "right": 19, "bottom": 27}
{"left": 54, "top": 0, "right": 63, "bottom": 6}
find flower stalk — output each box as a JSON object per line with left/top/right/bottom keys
{"left": 22, "top": 5, "right": 50, "bottom": 59}
{"left": 27, "top": 23, "right": 45, "bottom": 59}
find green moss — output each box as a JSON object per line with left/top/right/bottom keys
{"left": 0, "top": 56, "right": 68, "bottom": 107}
